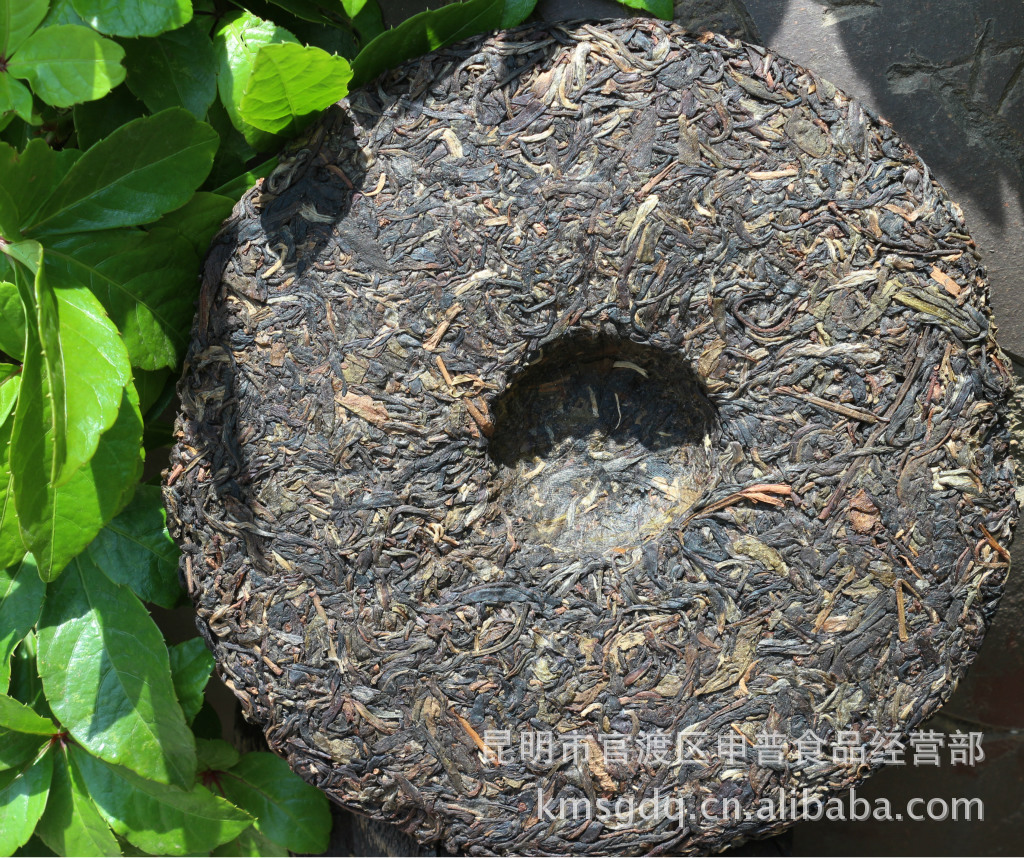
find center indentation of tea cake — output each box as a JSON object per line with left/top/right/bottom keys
{"left": 489, "top": 333, "right": 719, "bottom": 554}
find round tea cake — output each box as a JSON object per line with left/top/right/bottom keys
{"left": 165, "top": 18, "right": 1017, "bottom": 855}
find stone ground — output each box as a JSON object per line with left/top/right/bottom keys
{"left": 276, "top": 1, "right": 1024, "bottom": 853}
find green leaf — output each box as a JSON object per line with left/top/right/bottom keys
{"left": 45, "top": 227, "right": 200, "bottom": 369}
{"left": 53, "top": 275, "right": 133, "bottom": 481}
{"left": 0, "top": 748, "right": 52, "bottom": 856}
{"left": 238, "top": 43, "right": 352, "bottom": 135}
{"left": 211, "top": 825, "right": 287, "bottom": 857}
{"left": 0, "top": 0, "right": 48, "bottom": 57}
{"left": 122, "top": 20, "right": 217, "bottom": 118}
{"left": 218, "top": 754, "right": 331, "bottom": 854}
{"left": 153, "top": 191, "right": 234, "bottom": 259}
{"left": 73, "top": 746, "right": 253, "bottom": 856}
{"left": 0, "top": 724, "right": 45, "bottom": 772}
{"left": 7, "top": 632, "right": 48, "bottom": 718}
{"left": 0, "top": 693, "right": 56, "bottom": 734}
{"left": 25, "top": 108, "right": 218, "bottom": 235}
{"left": 14, "top": 384, "right": 142, "bottom": 579}
{"left": 350, "top": 0, "right": 537, "bottom": 87}
{"left": 37, "top": 747, "right": 121, "bottom": 857}
{"left": 0, "top": 365, "right": 18, "bottom": 425}
{"left": 616, "top": 0, "right": 673, "bottom": 17}
{"left": 168, "top": 639, "right": 214, "bottom": 724}
{"left": 197, "top": 739, "right": 239, "bottom": 773}
{"left": 0, "top": 140, "right": 82, "bottom": 230}
{"left": 36, "top": 551, "right": 196, "bottom": 787}
{"left": 0, "top": 75, "right": 33, "bottom": 123}
{"left": 0, "top": 555, "right": 43, "bottom": 690}
{"left": 133, "top": 368, "right": 172, "bottom": 416}
{"left": 71, "top": 0, "right": 191, "bottom": 37}
{"left": 84, "top": 484, "right": 181, "bottom": 609}
{"left": 10, "top": 242, "right": 65, "bottom": 506}
{"left": 7, "top": 25, "right": 126, "bottom": 108}
{"left": 214, "top": 11, "right": 297, "bottom": 149}
{"left": 72, "top": 84, "right": 146, "bottom": 150}
{"left": 0, "top": 281, "right": 25, "bottom": 359}
{"left": 342, "top": 0, "right": 368, "bottom": 18}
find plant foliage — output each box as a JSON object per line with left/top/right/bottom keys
{"left": 0, "top": 0, "right": 659, "bottom": 853}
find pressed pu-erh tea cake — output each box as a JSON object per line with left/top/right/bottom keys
{"left": 164, "top": 18, "right": 1018, "bottom": 855}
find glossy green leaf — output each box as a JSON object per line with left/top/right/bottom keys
{"left": 122, "top": 20, "right": 217, "bottom": 118}
{"left": 218, "top": 754, "right": 331, "bottom": 854}
{"left": 211, "top": 825, "right": 286, "bottom": 857}
{"left": 73, "top": 746, "right": 253, "bottom": 856}
{"left": 0, "top": 748, "right": 52, "bottom": 856}
{"left": 53, "top": 277, "right": 133, "bottom": 482}
{"left": 0, "top": 414, "right": 24, "bottom": 571}
{"left": 46, "top": 228, "right": 199, "bottom": 369}
{"left": 25, "top": 108, "right": 218, "bottom": 235}
{"left": 168, "top": 638, "right": 214, "bottom": 724}
{"left": 0, "top": 555, "right": 43, "bottom": 691}
{"left": 238, "top": 43, "right": 351, "bottom": 135}
{"left": 153, "top": 192, "right": 234, "bottom": 260}
{"left": 617, "top": 0, "right": 673, "bottom": 17}
{"left": 10, "top": 243, "right": 65, "bottom": 523}
{"left": 0, "top": 693, "right": 55, "bottom": 734}
{"left": 0, "top": 365, "right": 18, "bottom": 425}
{"left": 214, "top": 11, "right": 297, "bottom": 148}
{"left": 197, "top": 739, "right": 240, "bottom": 773}
{"left": 350, "top": 0, "right": 537, "bottom": 87}
{"left": 84, "top": 483, "right": 181, "bottom": 609}
{"left": 0, "top": 140, "right": 81, "bottom": 230}
{"left": 7, "top": 25, "right": 126, "bottom": 108}
{"left": 36, "top": 550, "right": 196, "bottom": 787}
{"left": 0, "top": 281, "right": 24, "bottom": 359}
{"left": 342, "top": 0, "right": 368, "bottom": 17}
{"left": 19, "top": 383, "right": 142, "bottom": 582}
{"left": 71, "top": 0, "right": 191, "bottom": 37}
{"left": 0, "top": 0, "right": 48, "bottom": 57}
{"left": 37, "top": 747, "right": 121, "bottom": 857}
{"left": 0, "top": 75, "right": 33, "bottom": 123}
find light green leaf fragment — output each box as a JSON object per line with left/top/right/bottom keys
{"left": 0, "top": 282, "right": 25, "bottom": 359}
{"left": 616, "top": 0, "right": 673, "bottom": 17}
{"left": 0, "top": 748, "right": 52, "bottom": 856}
{"left": 71, "top": 0, "right": 192, "bottom": 37}
{"left": 25, "top": 108, "right": 218, "bottom": 235}
{"left": 0, "top": 74, "right": 33, "bottom": 122}
{"left": 239, "top": 43, "right": 352, "bottom": 134}
{"left": 73, "top": 746, "right": 253, "bottom": 856}
{"left": 341, "top": 0, "right": 368, "bottom": 17}
{"left": 0, "top": 692, "right": 55, "bottom": 733}
{"left": 0, "top": 0, "right": 48, "bottom": 57}
{"left": 122, "top": 19, "right": 217, "bottom": 117}
{"left": 52, "top": 279, "right": 133, "bottom": 482}
{"left": 0, "top": 366, "right": 18, "bottom": 425}
{"left": 7, "top": 25, "right": 126, "bottom": 108}
{"left": 46, "top": 228, "right": 199, "bottom": 370}
{"left": 36, "top": 550, "right": 196, "bottom": 787}
{"left": 0, "top": 554, "right": 43, "bottom": 690}
{"left": 18, "top": 383, "right": 142, "bottom": 583}
{"left": 85, "top": 483, "right": 181, "bottom": 609}
{"left": 0, "top": 411, "right": 23, "bottom": 569}
{"left": 351, "top": 0, "right": 537, "bottom": 87}
{"left": 214, "top": 11, "right": 297, "bottom": 148}
{"left": 37, "top": 748, "right": 121, "bottom": 857}
{"left": 168, "top": 638, "right": 215, "bottom": 724}
{"left": 218, "top": 754, "right": 332, "bottom": 854}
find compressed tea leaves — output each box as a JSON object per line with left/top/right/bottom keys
{"left": 164, "top": 18, "right": 1017, "bottom": 855}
